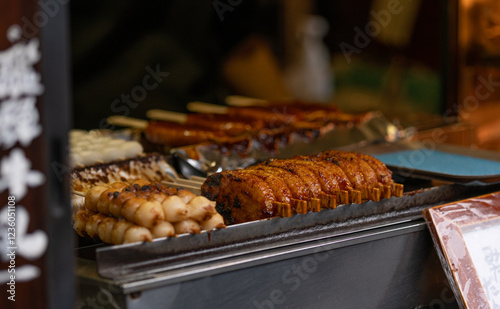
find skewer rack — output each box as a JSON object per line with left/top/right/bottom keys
{"left": 76, "top": 177, "right": 500, "bottom": 308}
{"left": 75, "top": 142, "right": 500, "bottom": 309}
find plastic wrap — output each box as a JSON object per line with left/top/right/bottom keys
{"left": 424, "top": 192, "right": 500, "bottom": 309}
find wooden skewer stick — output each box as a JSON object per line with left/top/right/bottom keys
{"left": 391, "top": 183, "right": 404, "bottom": 197}
{"left": 369, "top": 187, "right": 381, "bottom": 202}
{"left": 189, "top": 175, "right": 208, "bottom": 182}
{"left": 381, "top": 185, "right": 392, "bottom": 199}
{"left": 349, "top": 190, "right": 362, "bottom": 204}
{"left": 319, "top": 195, "right": 328, "bottom": 209}
{"left": 291, "top": 199, "right": 308, "bottom": 215}
{"left": 275, "top": 202, "right": 292, "bottom": 218}
{"left": 359, "top": 186, "right": 368, "bottom": 200}
{"left": 320, "top": 194, "right": 336, "bottom": 209}
{"left": 187, "top": 101, "right": 228, "bottom": 114}
{"left": 161, "top": 181, "right": 201, "bottom": 195}
{"left": 72, "top": 191, "right": 85, "bottom": 197}
{"left": 225, "top": 95, "right": 268, "bottom": 107}
{"left": 308, "top": 198, "right": 321, "bottom": 212}
{"left": 338, "top": 190, "right": 349, "bottom": 204}
{"left": 146, "top": 109, "right": 188, "bottom": 123}
{"left": 168, "top": 177, "right": 204, "bottom": 187}
{"left": 329, "top": 195, "right": 337, "bottom": 209}
{"left": 107, "top": 116, "right": 148, "bottom": 130}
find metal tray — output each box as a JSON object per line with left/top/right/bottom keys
{"left": 93, "top": 182, "right": 500, "bottom": 287}
{"left": 88, "top": 141, "right": 500, "bottom": 284}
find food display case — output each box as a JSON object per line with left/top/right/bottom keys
{"left": 2, "top": 1, "right": 500, "bottom": 309}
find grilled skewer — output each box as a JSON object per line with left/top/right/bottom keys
{"left": 202, "top": 150, "right": 403, "bottom": 224}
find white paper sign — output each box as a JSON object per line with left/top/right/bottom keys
{"left": 462, "top": 218, "right": 500, "bottom": 308}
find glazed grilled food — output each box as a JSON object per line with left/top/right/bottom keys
{"left": 73, "top": 179, "right": 226, "bottom": 245}
{"left": 70, "top": 153, "right": 175, "bottom": 193}
{"left": 223, "top": 101, "right": 366, "bottom": 125}
{"left": 201, "top": 151, "right": 403, "bottom": 224}
{"left": 144, "top": 121, "right": 233, "bottom": 147}
{"left": 144, "top": 102, "right": 370, "bottom": 149}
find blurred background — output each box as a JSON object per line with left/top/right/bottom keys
{"left": 70, "top": 0, "right": 500, "bottom": 151}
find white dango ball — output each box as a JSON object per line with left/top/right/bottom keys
{"left": 100, "top": 146, "right": 123, "bottom": 162}
{"left": 74, "top": 139, "right": 94, "bottom": 152}
{"left": 69, "top": 129, "right": 144, "bottom": 166}
{"left": 69, "top": 151, "right": 85, "bottom": 168}
{"left": 92, "top": 136, "right": 112, "bottom": 148}
{"left": 79, "top": 150, "right": 101, "bottom": 166}
{"left": 120, "top": 141, "right": 143, "bottom": 159}
{"left": 108, "top": 139, "right": 125, "bottom": 146}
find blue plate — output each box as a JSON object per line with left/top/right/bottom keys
{"left": 373, "top": 149, "right": 500, "bottom": 183}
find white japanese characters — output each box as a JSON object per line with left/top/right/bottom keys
{"left": 0, "top": 37, "right": 44, "bottom": 100}
{"left": 0, "top": 25, "right": 48, "bottom": 288}
{"left": 0, "top": 97, "right": 42, "bottom": 149}
{"left": 0, "top": 148, "right": 45, "bottom": 200}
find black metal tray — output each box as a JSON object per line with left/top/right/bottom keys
{"left": 93, "top": 182, "right": 500, "bottom": 286}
